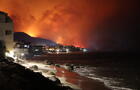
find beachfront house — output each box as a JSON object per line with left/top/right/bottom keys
{"left": 0, "top": 11, "right": 14, "bottom": 56}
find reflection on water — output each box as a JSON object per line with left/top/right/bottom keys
{"left": 30, "top": 52, "right": 140, "bottom": 90}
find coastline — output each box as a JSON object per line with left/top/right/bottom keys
{"left": 23, "top": 52, "right": 140, "bottom": 90}
{"left": 52, "top": 65, "right": 111, "bottom": 90}
{"left": 0, "top": 58, "right": 73, "bottom": 90}
{"left": 19, "top": 60, "right": 111, "bottom": 90}
{"left": 19, "top": 60, "right": 80, "bottom": 90}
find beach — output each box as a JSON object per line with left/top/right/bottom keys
{"left": 54, "top": 65, "right": 111, "bottom": 90}
{"left": 15, "top": 52, "right": 114, "bottom": 90}
{"left": 25, "top": 52, "right": 140, "bottom": 90}
{"left": 18, "top": 59, "right": 111, "bottom": 90}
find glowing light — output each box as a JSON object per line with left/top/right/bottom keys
{"left": 82, "top": 48, "right": 88, "bottom": 52}
{"left": 35, "top": 49, "right": 39, "bottom": 51}
{"left": 48, "top": 48, "right": 55, "bottom": 51}
{"left": 21, "top": 53, "right": 25, "bottom": 56}
{"left": 26, "top": 31, "right": 38, "bottom": 37}
{"left": 5, "top": 50, "right": 15, "bottom": 58}
{"left": 25, "top": 27, "right": 39, "bottom": 37}
{"left": 0, "top": 0, "right": 123, "bottom": 49}
{"left": 56, "top": 36, "right": 63, "bottom": 44}
{"left": 66, "top": 48, "right": 70, "bottom": 53}
{"left": 56, "top": 49, "right": 60, "bottom": 52}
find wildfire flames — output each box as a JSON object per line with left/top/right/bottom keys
{"left": 0, "top": 0, "right": 138, "bottom": 49}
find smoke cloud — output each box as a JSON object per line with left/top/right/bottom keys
{"left": 0, "top": 0, "right": 139, "bottom": 51}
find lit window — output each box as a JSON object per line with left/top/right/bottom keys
{"left": 35, "top": 49, "right": 39, "bottom": 51}
{"left": 24, "top": 45, "right": 28, "bottom": 47}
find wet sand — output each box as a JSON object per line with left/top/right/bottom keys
{"left": 30, "top": 53, "right": 112, "bottom": 90}
{"left": 50, "top": 65, "right": 111, "bottom": 90}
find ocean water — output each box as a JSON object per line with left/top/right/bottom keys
{"left": 74, "top": 64, "right": 139, "bottom": 90}
{"left": 71, "top": 57, "right": 140, "bottom": 90}
{"left": 31, "top": 52, "right": 140, "bottom": 90}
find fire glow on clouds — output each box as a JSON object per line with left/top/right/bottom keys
{"left": 0, "top": 0, "right": 138, "bottom": 50}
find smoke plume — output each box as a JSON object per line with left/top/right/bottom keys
{"left": 1, "top": 0, "right": 139, "bottom": 51}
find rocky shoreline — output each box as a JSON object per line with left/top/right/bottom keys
{"left": 0, "top": 58, "right": 73, "bottom": 90}
{"left": 18, "top": 60, "right": 80, "bottom": 90}
{"left": 0, "top": 56, "right": 112, "bottom": 90}
{"left": 18, "top": 59, "right": 111, "bottom": 90}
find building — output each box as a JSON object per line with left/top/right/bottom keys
{"left": 14, "top": 42, "right": 31, "bottom": 59}
{"left": 29, "top": 45, "right": 46, "bottom": 56}
{"left": 14, "top": 41, "right": 46, "bottom": 59}
{"left": 0, "top": 11, "right": 14, "bottom": 53}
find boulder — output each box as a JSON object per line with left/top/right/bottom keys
{"left": 29, "top": 65, "right": 38, "bottom": 71}
{"left": 49, "top": 76, "right": 61, "bottom": 85}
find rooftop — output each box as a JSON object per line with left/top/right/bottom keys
{"left": 0, "top": 11, "right": 12, "bottom": 23}
{"left": 0, "top": 11, "right": 7, "bottom": 15}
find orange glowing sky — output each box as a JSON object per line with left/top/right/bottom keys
{"left": 0, "top": 0, "right": 139, "bottom": 50}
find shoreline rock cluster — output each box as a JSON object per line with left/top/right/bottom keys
{"left": 0, "top": 58, "right": 73, "bottom": 90}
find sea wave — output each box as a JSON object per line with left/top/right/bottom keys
{"left": 74, "top": 66, "right": 134, "bottom": 90}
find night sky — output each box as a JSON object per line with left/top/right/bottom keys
{"left": 0, "top": 0, "right": 140, "bottom": 51}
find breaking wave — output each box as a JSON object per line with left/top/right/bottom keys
{"left": 74, "top": 66, "right": 134, "bottom": 90}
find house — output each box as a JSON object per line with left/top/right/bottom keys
{"left": 29, "top": 45, "right": 46, "bottom": 56}
{"left": 14, "top": 42, "right": 31, "bottom": 59}
{"left": 0, "top": 11, "right": 14, "bottom": 56}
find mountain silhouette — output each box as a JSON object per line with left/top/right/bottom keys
{"left": 14, "top": 32, "right": 57, "bottom": 46}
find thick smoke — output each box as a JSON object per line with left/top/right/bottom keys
{"left": 0, "top": 0, "right": 139, "bottom": 51}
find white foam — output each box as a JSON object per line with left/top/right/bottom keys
{"left": 74, "top": 66, "right": 134, "bottom": 90}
